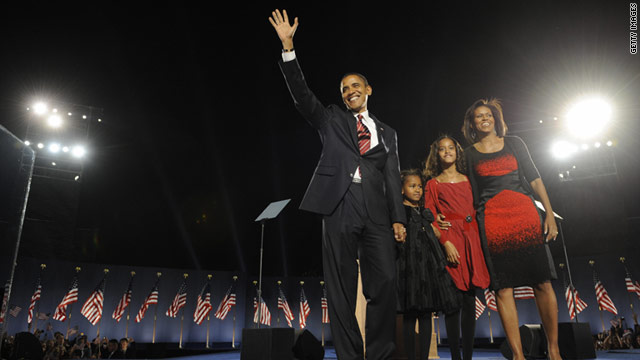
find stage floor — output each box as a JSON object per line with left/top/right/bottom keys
{"left": 167, "top": 346, "right": 640, "bottom": 359}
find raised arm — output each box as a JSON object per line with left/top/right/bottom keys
{"left": 270, "top": 9, "right": 331, "bottom": 129}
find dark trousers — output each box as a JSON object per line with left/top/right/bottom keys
{"left": 322, "top": 183, "right": 396, "bottom": 360}
{"left": 445, "top": 289, "right": 477, "bottom": 360}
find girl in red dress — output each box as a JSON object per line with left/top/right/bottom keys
{"left": 423, "top": 135, "right": 490, "bottom": 360}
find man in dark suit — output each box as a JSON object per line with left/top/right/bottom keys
{"left": 269, "top": 10, "right": 406, "bottom": 360}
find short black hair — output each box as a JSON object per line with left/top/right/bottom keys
{"left": 340, "top": 72, "right": 369, "bottom": 87}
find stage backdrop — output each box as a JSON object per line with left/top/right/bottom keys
{"left": 1, "top": 257, "right": 333, "bottom": 345}
{"left": 2, "top": 253, "right": 639, "bottom": 345}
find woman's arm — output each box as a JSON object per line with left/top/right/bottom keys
{"left": 530, "top": 178, "right": 558, "bottom": 242}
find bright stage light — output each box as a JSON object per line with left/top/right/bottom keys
{"left": 551, "top": 140, "right": 578, "bottom": 159}
{"left": 606, "top": 140, "right": 613, "bottom": 147}
{"left": 565, "top": 97, "right": 612, "bottom": 139}
{"left": 594, "top": 142, "right": 601, "bottom": 148}
{"left": 581, "top": 144, "right": 589, "bottom": 150}
{"left": 72, "top": 145, "right": 86, "bottom": 158}
{"left": 62, "top": 146, "right": 69, "bottom": 152}
{"left": 47, "top": 115, "right": 63, "bottom": 128}
{"left": 37, "top": 143, "right": 44, "bottom": 149}
{"left": 33, "top": 102, "right": 48, "bottom": 115}
{"left": 49, "top": 143, "right": 61, "bottom": 153}
{"left": 24, "top": 141, "right": 31, "bottom": 146}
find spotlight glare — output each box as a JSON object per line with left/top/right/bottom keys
{"left": 47, "top": 115, "right": 63, "bottom": 128}
{"left": 51, "top": 162, "right": 56, "bottom": 166}
{"left": 74, "top": 175, "right": 80, "bottom": 181}
{"left": 551, "top": 140, "right": 578, "bottom": 159}
{"left": 82, "top": 115, "right": 87, "bottom": 119}
{"left": 539, "top": 120, "right": 543, "bottom": 124}
{"left": 62, "top": 146, "right": 69, "bottom": 152}
{"left": 594, "top": 142, "right": 601, "bottom": 148}
{"left": 68, "top": 112, "right": 73, "bottom": 116}
{"left": 33, "top": 102, "right": 48, "bottom": 115}
{"left": 52, "top": 108, "right": 58, "bottom": 113}
{"left": 565, "top": 97, "right": 612, "bottom": 139}
{"left": 606, "top": 140, "right": 613, "bottom": 147}
{"left": 49, "top": 143, "right": 60, "bottom": 153}
{"left": 581, "top": 144, "right": 588, "bottom": 150}
{"left": 559, "top": 173, "right": 564, "bottom": 178}
{"left": 37, "top": 143, "right": 44, "bottom": 149}
{"left": 24, "top": 140, "right": 31, "bottom": 146}
{"left": 72, "top": 145, "right": 86, "bottom": 158}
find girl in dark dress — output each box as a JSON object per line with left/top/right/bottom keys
{"left": 397, "top": 169, "right": 459, "bottom": 360}
{"left": 461, "top": 99, "right": 561, "bottom": 360}
{"left": 423, "top": 135, "right": 490, "bottom": 360}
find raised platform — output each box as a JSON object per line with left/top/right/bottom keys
{"left": 126, "top": 346, "right": 640, "bottom": 359}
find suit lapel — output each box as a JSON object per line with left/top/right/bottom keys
{"left": 370, "top": 113, "right": 387, "bottom": 152}
{"left": 346, "top": 111, "right": 359, "bottom": 151}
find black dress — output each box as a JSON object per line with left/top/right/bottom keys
{"left": 396, "top": 205, "right": 460, "bottom": 314}
{"left": 466, "top": 136, "right": 557, "bottom": 290}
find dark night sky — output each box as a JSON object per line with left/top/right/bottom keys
{"left": 1, "top": 2, "right": 639, "bottom": 277}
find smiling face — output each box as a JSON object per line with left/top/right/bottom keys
{"left": 473, "top": 105, "right": 495, "bottom": 134}
{"left": 340, "top": 74, "right": 372, "bottom": 113}
{"left": 402, "top": 175, "right": 423, "bottom": 205}
{"left": 437, "top": 137, "right": 457, "bottom": 167}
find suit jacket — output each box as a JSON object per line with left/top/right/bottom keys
{"left": 279, "top": 58, "right": 405, "bottom": 226}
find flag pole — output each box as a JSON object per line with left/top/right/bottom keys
{"left": 206, "top": 274, "right": 212, "bottom": 349}
{"left": 232, "top": 275, "right": 238, "bottom": 349}
{"left": 66, "top": 266, "right": 81, "bottom": 340}
{"left": 125, "top": 271, "right": 135, "bottom": 339}
{"left": 31, "top": 263, "right": 46, "bottom": 333}
{"left": 179, "top": 273, "right": 188, "bottom": 349}
{"left": 96, "top": 269, "right": 109, "bottom": 340}
{"left": 276, "top": 281, "right": 282, "bottom": 326}
{"left": 488, "top": 310, "right": 494, "bottom": 343}
{"left": 589, "top": 260, "right": 606, "bottom": 332}
{"left": 436, "top": 313, "right": 440, "bottom": 344}
{"left": 620, "top": 257, "right": 638, "bottom": 325}
{"left": 153, "top": 272, "right": 162, "bottom": 344}
{"left": 320, "top": 281, "right": 325, "bottom": 346}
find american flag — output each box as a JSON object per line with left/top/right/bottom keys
{"left": 277, "top": 286, "right": 295, "bottom": 327}
{"left": 253, "top": 296, "right": 272, "bottom": 326}
{"left": 193, "top": 283, "right": 212, "bottom": 325}
{"left": 27, "top": 277, "right": 42, "bottom": 324}
{"left": 484, "top": 289, "right": 497, "bottom": 312}
{"left": 299, "top": 287, "right": 310, "bottom": 328}
{"left": 594, "top": 276, "right": 617, "bottom": 315}
{"left": 112, "top": 277, "right": 133, "bottom": 322}
{"left": 0, "top": 281, "right": 9, "bottom": 324}
{"left": 214, "top": 284, "right": 236, "bottom": 320}
{"left": 513, "top": 286, "right": 535, "bottom": 300}
{"left": 625, "top": 272, "right": 640, "bottom": 299}
{"left": 321, "top": 286, "right": 329, "bottom": 324}
{"left": 53, "top": 277, "right": 79, "bottom": 322}
{"left": 80, "top": 278, "right": 105, "bottom": 325}
{"left": 135, "top": 280, "right": 159, "bottom": 323}
{"left": 475, "top": 296, "right": 486, "bottom": 319}
{"left": 565, "top": 284, "right": 588, "bottom": 320}
{"left": 166, "top": 279, "right": 188, "bottom": 318}
{"left": 37, "top": 312, "right": 50, "bottom": 320}
{"left": 9, "top": 305, "right": 22, "bottom": 317}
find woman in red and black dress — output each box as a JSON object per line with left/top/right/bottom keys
{"left": 461, "top": 99, "right": 561, "bottom": 360}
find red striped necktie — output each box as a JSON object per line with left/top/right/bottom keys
{"left": 356, "top": 114, "right": 371, "bottom": 155}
